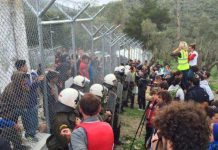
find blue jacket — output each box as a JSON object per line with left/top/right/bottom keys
{"left": 208, "top": 142, "right": 218, "bottom": 150}
{"left": 27, "top": 72, "right": 40, "bottom": 108}
{"left": 0, "top": 118, "right": 15, "bottom": 128}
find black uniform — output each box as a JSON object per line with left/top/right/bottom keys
{"left": 46, "top": 102, "right": 80, "bottom": 150}
{"left": 114, "top": 71, "right": 127, "bottom": 111}
{"left": 106, "top": 86, "right": 122, "bottom": 145}
{"left": 138, "top": 78, "right": 148, "bottom": 109}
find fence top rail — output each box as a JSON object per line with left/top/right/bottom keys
{"left": 38, "top": 0, "right": 57, "bottom": 17}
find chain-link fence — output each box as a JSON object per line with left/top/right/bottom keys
{"left": 0, "top": 0, "right": 144, "bottom": 149}
{"left": 0, "top": 1, "right": 39, "bottom": 149}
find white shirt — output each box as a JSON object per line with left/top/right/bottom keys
{"left": 200, "top": 80, "right": 214, "bottom": 101}
{"left": 189, "top": 50, "right": 198, "bottom": 66}
{"left": 168, "top": 85, "right": 185, "bottom": 101}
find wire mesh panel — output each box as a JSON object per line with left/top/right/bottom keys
{"left": 111, "top": 43, "right": 119, "bottom": 71}
{"left": 0, "top": 0, "right": 82, "bottom": 149}
{"left": 91, "top": 53, "right": 104, "bottom": 84}
{"left": 0, "top": 1, "right": 30, "bottom": 92}
{"left": 0, "top": 1, "right": 43, "bottom": 149}
{"left": 0, "top": 0, "right": 133, "bottom": 149}
{"left": 103, "top": 36, "right": 110, "bottom": 75}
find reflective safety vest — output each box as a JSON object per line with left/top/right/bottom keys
{"left": 77, "top": 121, "right": 114, "bottom": 150}
{"left": 177, "top": 49, "right": 190, "bottom": 71}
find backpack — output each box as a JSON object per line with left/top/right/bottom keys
{"left": 169, "top": 86, "right": 180, "bottom": 99}
{"left": 193, "top": 87, "right": 209, "bottom": 102}
{"left": 186, "top": 86, "right": 209, "bottom": 102}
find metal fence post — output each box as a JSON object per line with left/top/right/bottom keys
{"left": 124, "top": 46, "right": 126, "bottom": 61}
{"left": 118, "top": 44, "right": 121, "bottom": 65}
{"left": 71, "top": 23, "right": 77, "bottom": 75}
{"left": 50, "top": 25, "right": 54, "bottom": 54}
{"left": 36, "top": 1, "right": 51, "bottom": 132}
{"left": 102, "top": 35, "right": 105, "bottom": 76}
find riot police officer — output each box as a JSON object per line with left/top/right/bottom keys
{"left": 89, "top": 84, "right": 112, "bottom": 123}
{"left": 115, "top": 66, "right": 128, "bottom": 112}
{"left": 103, "top": 74, "right": 122, "bottom": 145}
{"left": 46, "top": 88, "right": 83, "bottom": 150}
{"left": 71, "top": 75, "right": 90, "bottom": 93}
{"left": 114, "top": 66, "right": 125, "bottom": 83}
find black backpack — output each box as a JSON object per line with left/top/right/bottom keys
{"left": 186, "top": 86, "right": 209, "bottom": 102}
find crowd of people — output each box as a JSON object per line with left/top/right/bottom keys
{"left": 54, "top": 48, "right": 103, "bottom": 85}
{"left": 0, "top": 41, "right": 217, "bottom": 150}
{"left": 117, "top": 41, "right": 217, "bottom": 150}
{"left": 111, "top": 41, "right": 217, "bottom": 150}
{"left": 0, "top": 47, "right": 120, "bottom": 150}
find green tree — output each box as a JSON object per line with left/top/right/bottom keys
{"left": 123, "top": 0, "right": 170, "bottom": 49}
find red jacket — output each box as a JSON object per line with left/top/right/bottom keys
{"left": 188, "top": 53, "right": 196, "bottom": 61}
{"left": 77, "top": 121, "right": 114, "bottom": 150}
{"left": 79, "top": 61, "right": 89, "bottom": 79}
{"left": 146, "top": 100, "right": 158, "bottom": 127}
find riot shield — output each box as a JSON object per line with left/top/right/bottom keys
{"left": 65, "top": 77, "right": 74, "bottom": 88}
{"left": 83, "top": 84, "right": 90, "bottom": 93}
{"left": 107, "top": 91, "right": 117, "bottom": 127}
{"left": 116, "top": 82, "right": 123, "bottom": 114}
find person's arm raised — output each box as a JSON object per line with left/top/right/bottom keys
{"left": 171, "top": 48, "right": 181, "bottom": 57}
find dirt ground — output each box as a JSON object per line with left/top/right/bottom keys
{"left": 115, "top": 91, "right": 218, "bottom": 150}
{"left": 115, "top": 107, "right": 145, "bottom": 150}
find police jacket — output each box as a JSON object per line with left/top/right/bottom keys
{"left": 46, "top": 102, "right": 80, "bottom": 150}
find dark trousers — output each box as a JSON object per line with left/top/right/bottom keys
{"left": 181, "top": 69, "right": 189, "bottom": 90}
{"left": 138, "top": 96, "right": 145, "bottom": 109}
{"left": 113, "top": 125, "right": 121, "bottom": 144}
{"left": 122, "top": 90, "right": 128, "bottom": 107}
{"left": 113, "top": 110, "right": 121, "bottom": 144}
{"left": 15, "top": 107, "right": 38, "bottom": 138}
{"left": 127, "top": 92, "right": 135, "bottom": 108}
{"left": 23, "top": 107, "right": 38, "bottom": 137}
{"left": 145, "top": 125, "right": 153, "bottom": 148}
{"left": 188, "top": 68, "right": 194, "bottom": 79}
{"left": 1, "top": 128, "right": 25, "bottom": 150}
